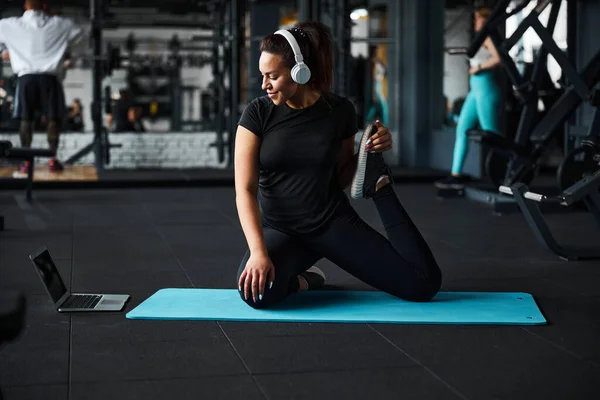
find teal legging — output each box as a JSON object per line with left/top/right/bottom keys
{"left": 366, "top": 82, "right": 389, "bottom": 127}
{"left": 452, "top": 71, "right": 502, "bottom": 174}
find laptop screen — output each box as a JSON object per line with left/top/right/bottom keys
{"left": 31, "top": 249, "right": 68, "bottom": 304}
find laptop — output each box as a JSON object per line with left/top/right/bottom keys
{"left": 29, "top": 246, "right": 130, "bottom": 312}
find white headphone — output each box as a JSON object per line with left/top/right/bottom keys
{"left": 274, "top": 29, "right": 311, "bottom": 85}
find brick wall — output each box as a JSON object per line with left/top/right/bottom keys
{"left": 0, "top": 131, "right": 229, "bottom": 169}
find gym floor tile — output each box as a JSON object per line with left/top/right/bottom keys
{"left": 0, "top": 344, "right": 69, "bottom": 386}
{"left": 73, "top": 230, "right": 173, "bottom": 259}
{"left": 71, "top": 314, "right": 222, "bottom": 345}
{"left": 0, "top": 232, "right": 73, "bottom": 259}
{"left": 5, "top": 295, "right": 69, "bottom": 347}
{"left": 228, "top": 331, "right": 416, "bottom": 374}
{"left": 70, "top": 376, "right": 264, "bottom": 400}
{"left": 219, "top": 321, "right": 372, "bottom": 338}
{"left": 376, "top": 325, "right": 600, "bottom": 400}
{"left": 143, "top": 205, "right": 235, "bottom": 226}
{"left": 0, "top": 258, "right": 70, "bottom": 294}
{"left": 0, "top": 384, "right": 68, "bottom": 400}
{"left": 254, "top": 367, "right": 465, "bottom": 400}
{"left": 70, "top": 205, "right": 154, "bottom": 229}
{"left": 542, "top": 273, "right": 600, "bottom": 297}
{"left": 440, "top": 276, "right": 579, "bottom": 299}
{"left": 69, "top": 338, "right": 248, "bottom": 382}
{"left": 70, "top": 255, "right": 184, "bottom": 274}
{"left": 179, "top": 256, "right": 244, "bottom": 288}
{"left": 72, "top": 265, "right": 193, "bottom": 293}
{"left": 3, "top": 184, "right": 600, "bottom": 399}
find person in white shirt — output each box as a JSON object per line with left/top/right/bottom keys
{"left": 0, "top": 0, "right": 81, "bottom": 173}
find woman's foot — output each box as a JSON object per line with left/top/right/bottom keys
{"left": 297, "top": 266, "right": 326, "bottom": 292}
{"left": 351, "top": 124, "right": 393, "bottom": 200}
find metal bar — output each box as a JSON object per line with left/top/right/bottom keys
{"left": 466, "top": 0, "right": 512, "bottom": 58}
{"left": 489, "top": 30, "right": 526, "bottom": 91}
{"left": 534, "top": 0, "right": 554, "bottom": 13}
{"left": 298, "top": 0, "right": 310, "bottom": 22}
{"left": 513, "top": 0, "right": 560, "bottom": 146}
{"left": 503, "top": 12, "right": 535, "bottom": 51}
{"left": 393, "top": 0, "right": 402, "bottom": 162}
{"left": 529, "top": 86, "right": 586, "bottom": 143}
{"left": 91, "top": 0, "right": 104, "bottom": 171}
{"left": 584, "top": 189, "right": 600, "bottom": 227}
{"left": 229, "top": 0, "right": 241, "bottom": 166}
{"left": 26, "top": 155, "right": 33, "bottom": 202}
{"left": 214, "top": 1, "right": 225, "bottom": 164}
{"left": 586, "top": 104, "right": 600, "bottom": 139}
{"left": 531, "top": 17, "right": 590, "bottom": 99}
{"left": 560, "top": 168, "right": 600, "bottom": 205}
{"left": 498, "top": 185, "right": 547, "bottom": 202}
{"left": 510, "top": 183, "right": 566, "bottom": 257}
{"left": 312, "top": 0, "right": 320, "bottom": 22}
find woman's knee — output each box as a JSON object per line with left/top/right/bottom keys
{"left": 390, "top": 270, "right": 442, "bottom": 303}
{"left": 237, "top": 287, "right": 285, "bottom": 309}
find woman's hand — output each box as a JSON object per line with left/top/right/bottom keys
{"left": 469, "top": 65, "right": 481, "bottom": 75}
{"left": 238, "top": 252, "right": 275, "bottom": 303}
{"left": 365, "top": 120, "right": 393, "bottom": 153}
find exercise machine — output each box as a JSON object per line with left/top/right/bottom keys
{"left": 1, "top": 140, "right": 55, "bottom": 202}
{"left": 499, "top": 163, "right": 600, "bottom": 261}
{"left": 462, "top": 0, "right": 600, "bottom": 187}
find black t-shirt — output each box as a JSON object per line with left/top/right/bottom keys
{"left": 238, "top": 93, "right": 358, "bottom": 234}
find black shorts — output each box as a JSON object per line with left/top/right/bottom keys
{"left": 13, "top": 74, "right": 66, "bottom": 121}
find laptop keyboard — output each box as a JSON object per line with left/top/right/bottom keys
{"left": 61, "top": 294, "right": 102, "bottom": 309}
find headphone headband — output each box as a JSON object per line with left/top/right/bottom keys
{"left": 273, "top": 28, "right": 311, "bottom": 85}
{"left": 274, "top": 29, "right": 304, "bottom": 64}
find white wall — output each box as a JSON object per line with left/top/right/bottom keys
{"left": 0, "top": 131, "right": 228, "bottom": 169}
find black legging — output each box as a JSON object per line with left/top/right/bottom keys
{"left": 236, "top": 185, "right": 443, "bottom": 309}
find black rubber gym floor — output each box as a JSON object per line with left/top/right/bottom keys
{"left": 1, "top": 184, "right": 600, "bottom": 400}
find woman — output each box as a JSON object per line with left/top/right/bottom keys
{"left": 436, "top": 7, "right": 502, "bottom": 189}
{"left": 235, "top": 21, "right": 442, "bottom": 308}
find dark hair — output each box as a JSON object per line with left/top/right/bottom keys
{"left": 260, "top": 21, "right": 333, "bottom": 93}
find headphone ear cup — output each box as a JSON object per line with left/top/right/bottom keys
{"left": 292, "top": 62, "right": 311, "bottom": 85}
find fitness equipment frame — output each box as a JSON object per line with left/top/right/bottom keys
{"left": 462, "top": 0, "right": 600, "bottom": 187}
{"left": 499, "top": 166, "right": 600, "bottom": 261}
{"left": 0, "top": 140, "right": 54, "bottom": 202}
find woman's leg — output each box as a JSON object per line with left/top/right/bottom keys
{"left": 451, "top": 91, "right": 479, "bottom": 175}
{"left": 474, "top": 73, "right": 503, "bottom": 136}
{"left": 305, "top": 190, "right": 442, "bottom": 302}
{"left": 236, "top": 225, "right": 322, "bottom": 309}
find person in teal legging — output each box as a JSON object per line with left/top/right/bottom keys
{"left": 366, "top": 59, "right": 389, "bottom": 127}
{"left": 436, "top": 6, "right": 502, "bottom": 189}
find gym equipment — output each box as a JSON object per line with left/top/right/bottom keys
{"left": 1, "top": 140, "right": 55, "bottom": 202}
{"left": 463, "top": 0, "right": 600, "bottom": 187}
{"left": 556, "top": 96, "right": 600, "bottom": 191}
{"left": 500, "top": 166, "right": 600, "bottom": 261}
{"left": 126, "top": 288, "right": 546, "bottom": 326}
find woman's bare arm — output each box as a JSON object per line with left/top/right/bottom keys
{"left": 234, "top": 125, "right": 267, "bottom": 256}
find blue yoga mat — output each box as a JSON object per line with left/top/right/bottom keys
{"left": 126, "top": 289, "right": 546, "bottom": 325}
